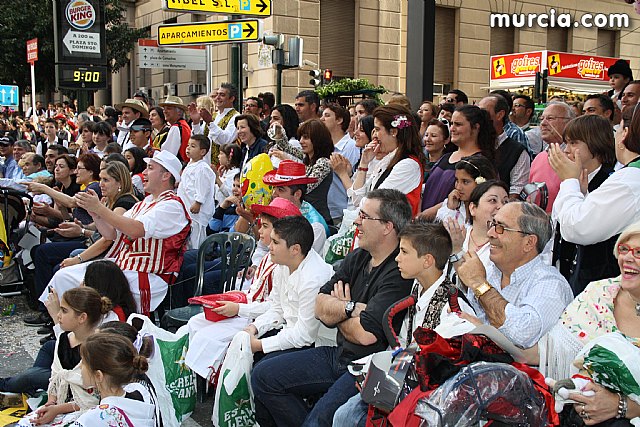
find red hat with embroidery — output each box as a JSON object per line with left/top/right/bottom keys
{"left": 251, "top": 197, "right": 302, "bottom": 219}
{"left": 262, "top": 160, "right": 318, "bottom": 186}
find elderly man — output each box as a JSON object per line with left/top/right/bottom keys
{"left": 12, "top": 140, "right": 33, "bottom": 163}
{"left": 478, "top": 94, "right": 530, "bottom": 198}
{"left": 251, "top": 189, "right": 413, "bottom": 427}
{"left": 41, "top": 150, "right": 191, "bottom": 316}
{"left": 159, "top": 96, "right": 191, "bottom": 163}
{"left": 115, "top": 99, "right": 149, "bottom": 149}
{"left": 20, "top": 153, "right": 51, "bottom": 180}
{"left": 529, "top": 101, "right": 575, "bottom": 212}
{"left": 456, "top": 202, "right": 572, "bottom": 348}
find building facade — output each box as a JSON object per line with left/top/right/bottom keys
{"left": 103, "top": 0, "right": 640, "bottom": 106}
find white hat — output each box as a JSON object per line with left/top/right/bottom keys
{"left": 144, "top": 150, "right": 182, "bottom": 183}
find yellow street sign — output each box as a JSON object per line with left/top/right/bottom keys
{"left": 163, "top": 0, "right": 271, "bottom": 16}
{"left": 158, "top": 20, "right": 260, "bottom": 46}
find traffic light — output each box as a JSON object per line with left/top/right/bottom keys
{"left": 323, "top": 69, "right": 333, "bottom": 83}
{"left": 309, "top": 69, "right": 322, "bottom": 88}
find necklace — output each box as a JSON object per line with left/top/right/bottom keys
{"left": 625, "top": 290, "right": 640, "bottom": 316}
{"left": 470, "top": 231, "right": 489, "bottom": 251}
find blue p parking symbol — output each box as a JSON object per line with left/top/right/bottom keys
{"left": 228, "top": 23, "right": 243, "bottom": 39}
{"left": 240, "top": 0, "right": 250, "bottom": 11}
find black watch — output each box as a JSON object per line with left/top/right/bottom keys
{"left": 345, "top": 300, "right": 356, "bottom": 318}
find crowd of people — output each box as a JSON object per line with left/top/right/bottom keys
{"left": 0, "top": 59, "right": 640, "bottom": 426}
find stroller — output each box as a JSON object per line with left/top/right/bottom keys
{"left": 0, "top": 188, "right": 33, "bottom": 297}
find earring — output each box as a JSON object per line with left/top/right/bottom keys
{"left": 118, "top": 187, "right": 122, "bottom": 192}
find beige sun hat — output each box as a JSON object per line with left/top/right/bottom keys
{"left": 159, "top": 95, "right": 189, "bottom": 111}
{"left": 115, "top": 99, "right": 149, "bottom": 118}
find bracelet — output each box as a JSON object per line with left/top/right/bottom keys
{"left": 616, "top": 393, "right": 628, "bottom": 419}
{"left": 358, "top": 167, "right": 368, "bottom": 172}
{"left": 77, "top": 254, "right": 84, "bottom": 263}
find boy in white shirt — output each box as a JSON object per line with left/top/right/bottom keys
{"left": 177, "top": 134, "right": 217, "bottom": 249}
{"left": 245, "top": 215, "right": 334, "bottom": 361}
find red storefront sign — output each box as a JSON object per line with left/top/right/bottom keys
{"left": 490, "top": 51, "right": 543, "bottom": 80}
{"left": 546, "top": 51, "right": 621, "bottom": 81}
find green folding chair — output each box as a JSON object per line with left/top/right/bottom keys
{"left": 160, "top": 232, "right": 256, "bottom": 332}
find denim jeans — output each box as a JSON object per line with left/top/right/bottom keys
{"left": 251, "top": 346, "right": 358, "bottom": 427}
{"left": 333, "top": 393, "right": 368, "bottom": 427}
{"left": 32, "top": 240, "right": 86, "bottom": 311}
{"left": 172, "top": 249, "right": 222, "bottom": 307}
{"left": 0, "top": 340, "right": 55, "bottom": 395}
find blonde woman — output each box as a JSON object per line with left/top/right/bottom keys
{"left": 59, "top": 161, "right": 137, "bottom": 268}
{"left": 196, "top": 95, "right": 221, "bottom": 166}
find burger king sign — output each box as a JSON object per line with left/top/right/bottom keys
{"left": 65, "top": 0, "right": 96, "bottom": 30}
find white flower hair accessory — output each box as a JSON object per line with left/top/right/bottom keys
{"left": 475, "top": 176, "right": 487, "bottom": 184}
{"left": 391, "top": 115, "right": 411, "bottom": 129}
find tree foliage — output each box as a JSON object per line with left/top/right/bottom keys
{"left": 0, "top": 0, "right": 144, "bottom": 98}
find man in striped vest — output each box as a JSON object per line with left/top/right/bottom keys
{"left": 40, "top": 151, "right": 190, "bottom": 316}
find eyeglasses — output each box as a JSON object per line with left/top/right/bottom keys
{"left": 618, "top": 243, "right": 640, "bottom": 259}
{"left": 358, "top": 210, "right": 387, "bottom": 222}
{"left": 487, "top": 220, "right": 529, "bottom": 235}
{"left": 539, "top": 115, "right": 570, "bottom": 122}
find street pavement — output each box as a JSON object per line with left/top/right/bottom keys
{"left": 0, "top": 294, "right": 211, "bottom": 427}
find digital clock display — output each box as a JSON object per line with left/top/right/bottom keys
{"left": 57, "top": 64, "right": 108, "bottom": 90}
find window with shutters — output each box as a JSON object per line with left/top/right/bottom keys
{"left": 320, "top": 0, "right": 355, "bottom": 78}
{"left": 434, "top": 6, "right": 456, "bottom": 88}
{"left": 597, "top": 29, "right": 618, "bottom": 58}
{"left": 490, "top": 26, "right": 515, "bottom": 56}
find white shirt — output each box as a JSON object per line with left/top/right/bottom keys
{"left": 347, "top": 149, "right": 422, "bottom": 208}
{"left": 116, "top": 121, "right": 132, "bottom": 147}
{"left": 73, "top": 395, "right": 156, "bottom": 427}
{"left": 192, "top": 107, "right": 239, "bottom": 160}
{"left": 328, "top": 133, "right": 361, "bottom": 218}
{"left": 177, "top": 159, "right": 217, "bottom": 226}
{"left": 161, "top": 123, "right": 182, "bottom": 156}
{"left": 215, "top": 166, "right": 240, "bottom": 205}
{"left": 251, "top": 250, "right": 334, "bottom": 353}
{"left": 554, "top": 166, "right": 640, "bottom": 245}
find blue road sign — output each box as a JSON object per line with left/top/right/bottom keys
{"left": 0, "top": 85, "right": 19, "bottom": 107}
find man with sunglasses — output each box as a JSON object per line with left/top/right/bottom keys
{"left": 251, "top": 189, "right": 413, "bottom": 427}
{"left": 128, "top": 117, "right": 156, "bottom": 158}
{"left": 456, "top": 201, "right": 573, "bottom": 349}
{"left": 0, "top": 135, "right": 25, "bottom": 180}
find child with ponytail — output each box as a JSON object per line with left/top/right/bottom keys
{"left": 74, "top": 332, "right": 156, "bottom": 427}
{"left": 18, "top": 287, "right": 112, "bottom": 426}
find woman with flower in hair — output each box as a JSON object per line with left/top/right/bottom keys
{"left": 349, "top": 104, "right": 427, "bottom": 215}
{"left": 436, "top": 154, "right": 498, "bottom": 225}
